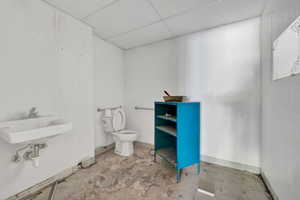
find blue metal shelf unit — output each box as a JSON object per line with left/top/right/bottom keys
{"left": 154, "top": 102, "right": 201, "bottom": 182}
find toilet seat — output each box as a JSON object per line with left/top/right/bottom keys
{"left": 112, "top": 108, "right": 126, "bottom": 131}
{"left": 112, "top": 130, "right": 137, "bottom": 142}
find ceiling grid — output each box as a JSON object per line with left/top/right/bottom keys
{"left": 43, "top": 0, "right": 267, "bottom": 49}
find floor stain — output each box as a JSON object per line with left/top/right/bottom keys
{"left": 32, "top": 143, "right": 271, "bottom": 200}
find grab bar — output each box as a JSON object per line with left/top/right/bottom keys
{"left": 134, "top": 106, "right": 154, "bottom": 111}
{"left": 97, "top": 105, "right": 122, "bottom": 112}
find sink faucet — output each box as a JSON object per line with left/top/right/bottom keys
{"left": 28, "top": 107, "right": 39, "bottom": 118}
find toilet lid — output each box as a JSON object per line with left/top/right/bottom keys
{"left": 112, "top": 108, "right": 126, "bottom": 131}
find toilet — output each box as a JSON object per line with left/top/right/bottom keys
{"left": 102, "top": 108, "right": 138, "bottom": 156}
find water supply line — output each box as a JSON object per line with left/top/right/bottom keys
{"left": 12, "top": 144, "right": 32, "bottom": 163}
{"left": 12, "top": 143, "right": 47, "bottom": 167}
{"left": 23, "top": 143, "right": 47, "bottom": 167}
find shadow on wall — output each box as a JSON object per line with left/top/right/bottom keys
{"left": 124, "top": 18, "right": 261, "bottom": 167}
{"left": 213, "top": 64, "right": 260, "bottom": 164}
{"left": 179, "top": 18, "right": 261, "bottom": 166}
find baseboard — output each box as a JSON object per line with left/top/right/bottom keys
{"left": 6, "top": 166, "right": 77, "bottom": 200}
{"left": 6, "top": 155, "right": 96, "bottom": 200}
{"left": 95, "top": 143, "right": 114, "bottom": 156}
{"left": 261, "top": 171, "right": 279, "bottom": 200}
{"left": 201, "top": 155, "right": 261, "bottom": 174}
{"left": 135, "top": 141, "right": 154, "bottom": 148}
{"left": 6, "top": 144, "right": 265, "bottom": 200}
{"left": 80, "top": 157, "right": 96, "bottom": 168}
{"left": 7, "top": 145, "right": 113, "bottom": 200}
{"left": 135, "top": 141, "right": 260, "bottom": 174}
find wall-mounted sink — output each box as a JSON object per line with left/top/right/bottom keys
{"left": 0, "top": 116, "right": 72, "bottom": 144}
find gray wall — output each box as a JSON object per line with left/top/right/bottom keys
{"left": 261, "top": 0, "right": 300, "bottom": 199}
{"left": 0, "top": 0, "right": 95, "bottom": 198}
{"left": 94, "top": 36, "right": 124, "bottom": 148}
{"left": 125, "top": 18, "right": 261, "bottom": 170}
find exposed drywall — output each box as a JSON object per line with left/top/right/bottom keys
{"left": 124, "top": 18, "right": 261, "bottom": 168}
{"left": 0, "top": 0, "right": 94, "bottom": 199}
{"left": 94, "top": 36, "right": 124, "bottom": 147}
{"left": 124, "top": 40, "right": 178, "bottom": 144}
{"left": 261, "top": 0, "right": 300, "bottom": 199}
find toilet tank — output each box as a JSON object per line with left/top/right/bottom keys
{"left": 102, "top": 117, "right": 114, "bottom": 133}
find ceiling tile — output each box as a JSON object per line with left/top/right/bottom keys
{"left": 164, "top": 0, "right": 265, "bottom": 36}
{"left": 264, "top": 0, "right": 300, "bottom": 14}
{"left": 85, "top": 0, "right": 160, "bottom": 39}
{"left": 149, "top": 0, "right": 219, "bottom": 19}
{"left": 110, "top": 22, "right": 172, "bottom": 49}
{"left": 44, "top": 0, "right": 116, "bottom": 19}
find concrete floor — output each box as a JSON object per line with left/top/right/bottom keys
{"left": 32, "top": 143, "right": 272, "bottom": 200}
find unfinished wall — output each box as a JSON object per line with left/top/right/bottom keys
{"left": 124, "top": 40, "right": 178, "bottom": 144}
{"left": 261, "top": 0, "right": 300, "bottom": 199}
{"left": 94, "top": 36, "right": 124, "bottom": 148}
{"left": 124, "top": 18, "right": 261, "bottom": 170}
{"left": 0, "top": 0, "right": 94, "bottom": 199}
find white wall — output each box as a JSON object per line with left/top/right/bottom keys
{"left": 261, "top": 0, "right": 300, "bottom": 199}
{"left": 0, "top": 0, "right": 94, "bottom": 199}
{"left": 94, "top": 36, "right": 124, "bottom": 147}
{"left": 124, "top": 18, "right": 261, "bottom": 168}
{"left": 124, "top": 40, "right": 178, "bottom": 144}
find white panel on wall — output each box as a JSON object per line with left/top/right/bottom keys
{"left": 273, "top": 16, "right": 300, "bottom": 80}
{"left": 0, "top": 0, "right": 94, "bottom": 199}
{"left": 94, "top": 36, "right": 124, "bottom": 147}
{"left": 261, "top": 2, "right": 300, "bottom": 199}
{"left": 0, "top": 0, "right": 59, "bottom": 121}
{"left": 124, "top": 40, "right": 178, "bottom": 144}
{"left": 56, "top": 10, "right": 95, "bottom": 160}
{"left": 124, "top": 18, "right": 261, "bottom": 168}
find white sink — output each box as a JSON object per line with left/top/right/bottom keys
{"left": 0, "top": 116, "right": 72, "bottom": 144}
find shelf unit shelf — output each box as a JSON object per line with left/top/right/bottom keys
{"left": 156, "top": 148, "right": 177, "bottom": 166}
{"left": 157, "top": 115, "right": 177, "bottom": 122}
{"left": 156, "top": 125, "right": 177, "bottom": 137}
{"left": 154, "top": 102, "right": 201, "bottom": 182}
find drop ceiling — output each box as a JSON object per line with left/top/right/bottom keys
{"left": 44, "top": 0, "right": 267, "bottom": 49}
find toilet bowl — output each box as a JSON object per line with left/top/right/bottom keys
{"left": 112, "top": 130, "right": 137, "bottom": 156}
{"left": 102, "top": 108, "right": 138, "bottom": 156}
